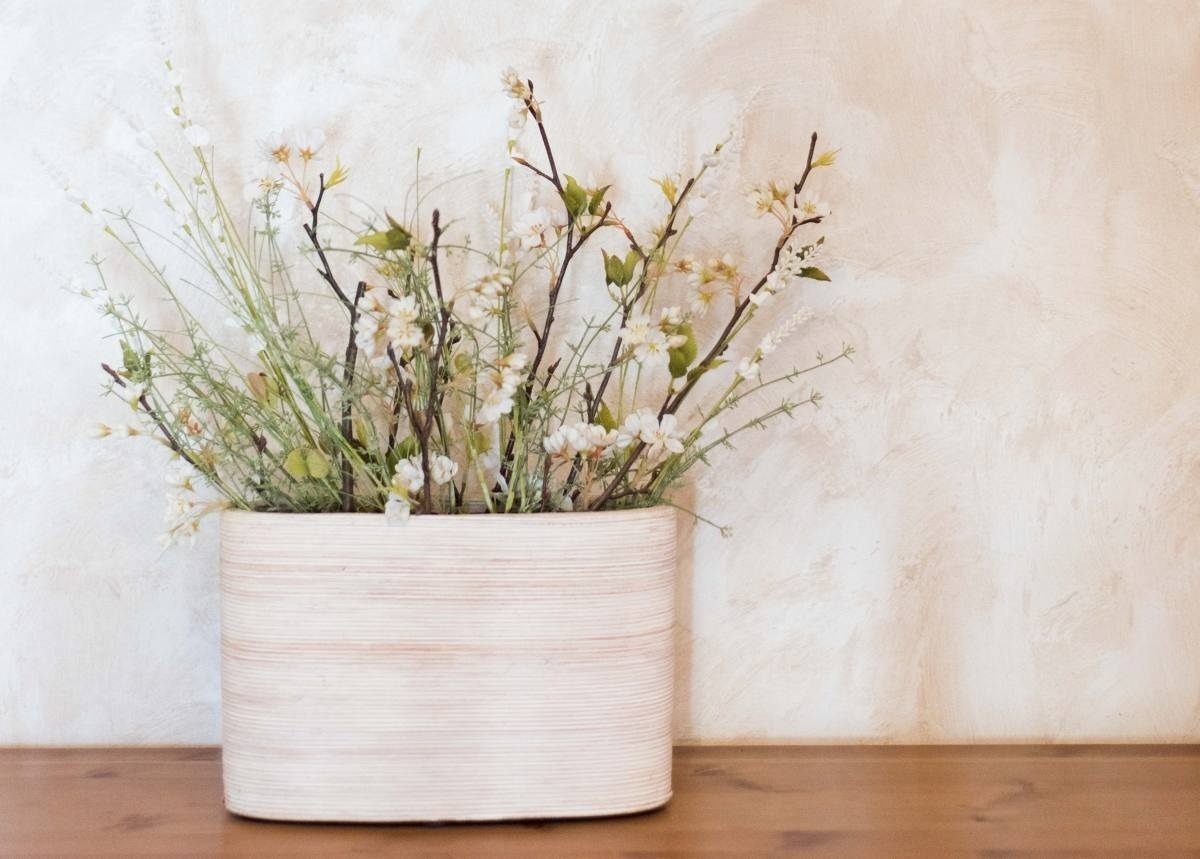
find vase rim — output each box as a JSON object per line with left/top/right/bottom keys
{"left": 220, "top": 505, "right": 675, "bottom": 523}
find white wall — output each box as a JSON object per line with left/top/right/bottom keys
{"left": 3, "top": 0, "right": 1199, "bottom": 743}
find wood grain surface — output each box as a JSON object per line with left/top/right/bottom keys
{"left": 220, "top": 508, "right": 676, "bottom": 821}
{"left": 0, "top": 746, "right": 1197, "bottom": 856}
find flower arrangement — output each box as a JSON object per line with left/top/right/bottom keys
{"left": 80, "top": 64, "right": 852, "bottom": 543}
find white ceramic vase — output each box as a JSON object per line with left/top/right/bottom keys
{"left": 219, "top": 506, "right": 676, "bottom": 822}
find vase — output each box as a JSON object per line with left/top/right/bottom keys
{"left": 218, "top": 506, "right": 676, "bottom": 822}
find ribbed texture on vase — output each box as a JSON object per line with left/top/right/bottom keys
{"left": 219, "top": 507, "right": 676, "bottom": 822}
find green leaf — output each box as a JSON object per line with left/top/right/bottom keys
{"left": 587, "top": 184, "right": 611, "bottom": 216}
{"left": 596, "top": 400, "right": 618, "bottom": 431}
{"left": 562, "top": 175, "right": 589, "bottom": 219}
{"left": 799, "top": 266, "right": 831, "bottom": 282}
{"left": 622, "top": 250, "right": 640, "bottom": 284}
{"left": 603, "top": 251, "right": 628, "bottom": 286}
{"left": 668, "top": 348, "right": 690, "bottom": 378}
{"left": 393, "top": 437, "right": 419, "bottom": 461}
{"left": 677, "top": 323, "right": 697, "bottom": 365}
{"left": 668, "top": 323, "right": 699, "bottom": 378}
{"left": 356, "top": 214, "right": 411, "bottom": 252}
{"left": 283, "top": 448, "right": 309, "bottom": 480}
{"left": 305, "top": 449, "right": 331, "bottom": 480}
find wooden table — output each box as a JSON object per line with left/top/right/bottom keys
{"left": 1, "top": 746, "right": 1197, "bottom": 856}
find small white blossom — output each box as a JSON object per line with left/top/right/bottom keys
{"left": 385, "top": 492, "right": 411, "bottom": 525}
{"left": 393, "top": 456, "right": 425, "bottom": 498}
{"left": 512, "top": 206, "right": 555, "bottom": 250}
{"left": 166, "top": 461, "right": 200, "bottom": 493}
{"left": 260, "top": 131, "right": 290, "bottom": 164}
{"left": 456, "top": 269, "right": 512, "bottom": 322}
{"left": 293, "top": 128, "right": 325, "bottom": 162}
{"left": 794, "top": 196, "right": 830, "bottom": 221}
{"left": 500, "top": 68, "right": 530, "bottom": 102}
{"left": 745, "top": 183, "right": 775, "bottom": 217}
{"left": 475, "top": 352, "right": 527, "bottom": 426}
{"left": 643, "top": 413, "right": 685, "bottom": 459}
{"left": 616, "top": 409, "right": 684, "bottom": 459}
{"left": 618, "top": 315, "right": 670, "bottom": 366}
{"left": 736, "top": 355, "right": 761, "bottom": 381}
{"left": 430, "top": 455, "right": 459, "bottom": 486}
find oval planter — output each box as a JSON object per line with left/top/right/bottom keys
{"left": 219, "top": 506, "right": 676, "bottom": 822}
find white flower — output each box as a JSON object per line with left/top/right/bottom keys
{"left": 476, "top": 378, "right": 516, "bottom": 425}
{"left": 512, "top": 206, "right": 555, "bottom": 250}
{"left": 184, "top": 124, "right": 210, "bottom": 147}
{"left": 166, "top": 461, "right": 200, "bottom": 493}
{"left": 795, "top": 196, "right": 829, "bottom": 221}
{"left": 643, "top": 413, "right": 685, "bottom": 459}
{"left": 64, "top": 185, "right": 86, "bottom": 205}
{"left": 618, "top": 315, "right": 670, "bottom": 366}
{"left": 736, "top": 356, "right": 761, "bottom": 381}
{"left": 430, "top": 455, "right": 459, "bottom": 486}
{"left": 478, "top": 448, "right": 508, "bottom": 493}
{"left": 293, "top": 128, "right": 325, "bottom": 162}
{"left": 615, "top": 409, "right": 683, "bottom": 459}
{"left": 748, "top": 289, "right": 773, "bottom": 307}
{"left": 91, "top": 423, "right": 113, "bottom": 439}
{"left": 393, "top": 457, "right": 425, "bottom": 498}
{"left": 123, "top": 382, "right": 147, "bottom": 409}
{"left": 260, "top": 131, "right": 290, "bottom": 164}
{"left": 385, "top": 492, "right": 411, "bottom": 525}
{"left": 689, "top": 280, "right": 721, "bottom": 318}
{"left": 501, "top": 68, "right": 530, "bottom": 101}
{"left": 243, "top": 161, "right": 284, "bottom": 202}
{"left": 456, "top": 270, "right": 512, "bottom": 322}
{"left": 474, "top": 352, "right": 527, "bottom": 426}
{"left": 745, "top": 183, "right": 776, "bottom": 217}
{"left": 616, "top": 409, "right": 654, "bottom": 450}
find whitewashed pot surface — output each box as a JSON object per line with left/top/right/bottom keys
{"left": 219, "top": 506, "right": 676, "bottom": 822}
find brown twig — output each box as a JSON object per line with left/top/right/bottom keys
{"left": 338, "top": 280, "right": 367, "bottom": 511}
{"left": 100, "top": 363, "right": 198, "bottom": 469}
{"left": 302, "top": 174, "right": 353, "bottom": 312}
{"left": 588, "top": 134, "right": 826, "bottom": 511}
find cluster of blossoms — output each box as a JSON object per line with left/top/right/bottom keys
{"left": 85, "top": 64, "right": 849, "bottom": 538}
{"left": 354, "top": 287, "right": 424, "bottom": 370}
{"left": 474, "top": 352, "right": 528, "bottom": 426}
{"left": 544, "top": 422, "right": 618, "bottom": 461}
{"left": 386, "top": 453, "right": 460, "bottom": 522}
{"left": 456, "top": 269, "right": 513, "bottom": 322}
{"left": 161, "top": 461, "right": 228, "bottom": 546}
{"left": 618, "top": 306, "right": 690, "bottom": 367}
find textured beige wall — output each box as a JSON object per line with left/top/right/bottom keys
{"left": 2, "top": 0, "right": 1198, "bottom": 743}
